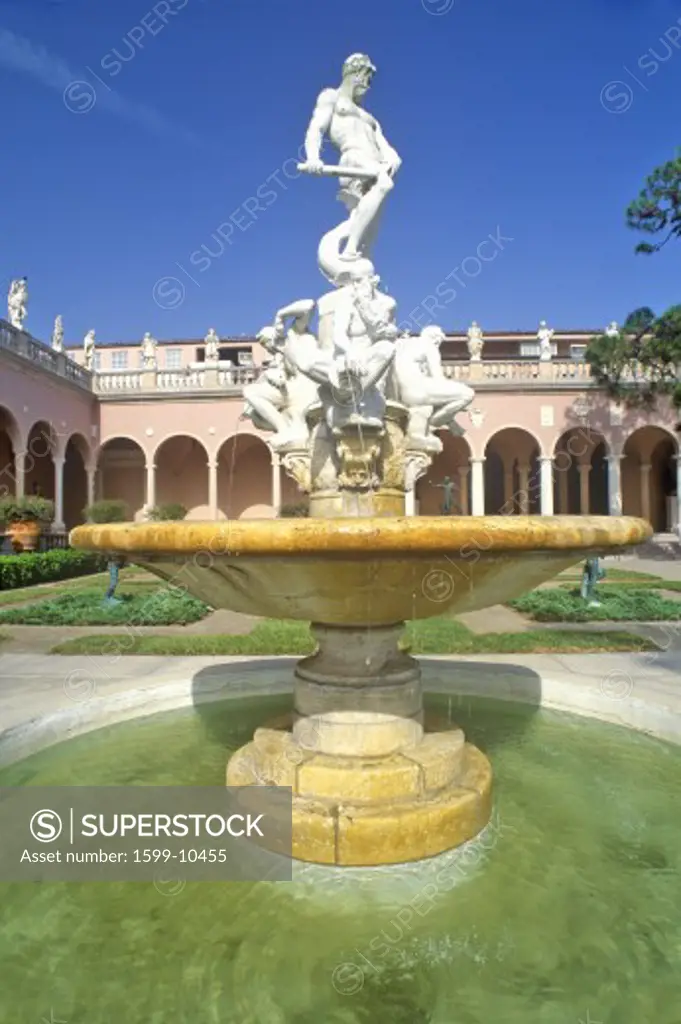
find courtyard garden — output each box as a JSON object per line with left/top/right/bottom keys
{"left": 1, "top": 549, "right": 679, "bottom": 656}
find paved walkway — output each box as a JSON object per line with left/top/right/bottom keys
{"left": 0, "top": 608, "right": 259, "bottom": 654}
{"left": 1, "top": 649, "right": 680, "bottom": 764}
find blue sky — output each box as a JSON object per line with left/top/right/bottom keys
{"left": 1, "top": 0, "right": 680, "bottom": 344}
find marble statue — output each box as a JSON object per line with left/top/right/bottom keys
{"left": 299, "top": 53, "right": 401, "bottom": 276}
{"left": 204, "top": 328, "right": 220, "bottom": 364}
{"left": 605, "top": 321, "right": 619, "bottom": 338}
{"left": 243, "top": 302, "right": 319, "bottom": 450}
{"left": 250, "top": 54, "right": 478, "bottom": 502}
{"left": 51, "top": 315, "right": 64, "bottom": 353}
{"left": 7, "top": 277, "right": 28, "bottom": 330}
{"left": 392, "top": 326, "right": 475, "bottom": 452}
{"left": 537, "top": 320, "right": 554, "bottom": 362}
{"left": 141, "top": 331, "right": 157, "bottom": 369}
{"left": 83, "top": 330, "right": 96, "bottom": 371}
{"left": 467, "top": 321, "right": 484, "bottom": 361}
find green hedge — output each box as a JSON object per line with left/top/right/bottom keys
{"left": 0, "top": 549, "right": 108, "bottom": 590}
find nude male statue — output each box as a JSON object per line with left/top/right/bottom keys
{"left": 243, "top": 301, "right": 320, "bottom": 450}
{"left": 392, "top": 326, "right": 474, "bottom": 450}
{"left": 299, "top": 53, "right": 401, "bottom": 261}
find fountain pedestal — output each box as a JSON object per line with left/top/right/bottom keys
{"left": 226, "top": 622, "right": 492, "bottom": 865}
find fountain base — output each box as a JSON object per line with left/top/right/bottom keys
{"left": 226, "top": 712, "right": 491, "bottom": 865}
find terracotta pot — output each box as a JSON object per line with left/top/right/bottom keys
{"left": 7, "top": 520, "right": 41, "bottom": 552}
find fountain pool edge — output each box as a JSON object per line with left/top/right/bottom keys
{"left": 1, "top": 653, "right": 680, "bottom": 770}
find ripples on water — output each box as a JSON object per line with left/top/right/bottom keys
{"left": 1, "top": 693, "right": 680, "bottom": 1023}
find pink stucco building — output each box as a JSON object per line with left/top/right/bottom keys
{"left": 1, "top": 319, "right": 679, "bottom": 534}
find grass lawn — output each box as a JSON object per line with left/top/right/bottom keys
{"left": 511, "top": 586, "right": 681, "bottom": 623}
{"left": 51, "top": 616, "right": 654, "bottom": 655}
{"left": 0, "top": 567, "right": 155, "bottom": 607}
{"left": 0, "top": 586, "right": 210, "bottom": 627}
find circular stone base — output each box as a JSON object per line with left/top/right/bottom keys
{"left": 226, "top": 725, "right": 492, "bottom": 866}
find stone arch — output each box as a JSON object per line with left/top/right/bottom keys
{"left": 484, "top": 428, "right": 541, "bottom": 514}
{"left": 622, "top": 426, "right": 678, "bottom": 531}
{"left": 97, "top": 437, "right": 147, "bottom": 520}
{"left": 63, "top": 433, "right": 90, "bottom": 529}
{"left": 24, "top": 420, "right": 57, "bottom": 500}
{"left": 552, "top": 426, "right": 609, "bottom": 515}
{"left": 0, "top": 406, "right": 21, "bottom": 497}
{"left": 417, "top": 435, "right": 472, "bottom": 515}
{"left": 217, "top": 434, "right": 273, "bottom": 518}
{"left": 155, "top": 434, "right": 210, "bottom": 519}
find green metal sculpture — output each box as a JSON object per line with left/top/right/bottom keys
{"left": 581, "top": 557, "right": 605, "bottom": 607}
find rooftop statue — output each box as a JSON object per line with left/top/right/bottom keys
{"left": 51, "top": 315, "right": 64, "bottom": 353}
{"left": 7, "top": 277, "right": 28, "bottom": 330}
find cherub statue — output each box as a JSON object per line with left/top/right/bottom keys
{"left": 467, "top": 321, "right": 484, "bottom": 361}
{"left": 391, "top": 326, "right": 475, "bottom": 452}
{"left": 51, "top": 315, "right": 64, "bottom": 353}
{"left": 7, "top": 277, "right": 28, "bottom": 330}
{"left": 83, "top": 329, "right": 96, "bottom": 370}
{"left": 141, "top": 331, "right": 157, "bottom": 369}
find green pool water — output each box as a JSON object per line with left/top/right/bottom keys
{"left": 1, "top": 693, "right": 680, "bottom": 1024}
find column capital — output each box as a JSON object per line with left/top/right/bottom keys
{"left": 206, "top": 459, "right": 218, "bottom": 469}
{"left": 145, "top": 461, "right": 156, "bottom": 471}
{"left": 605, "top": 453, "right": 623, "bottom": 464}
{"left": 539, "top": 454, "right": 553, "bottom": 464}
{"left": 469, "top": 456, "right": 486, "bottom": 465}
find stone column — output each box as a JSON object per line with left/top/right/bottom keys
{"left": 86, "top": 465, "right": 96, "bottom": 509}
{"left": 640, "top": 463, "right": 652, "bottom": 524}
{"left": 607, "top": 455, "right": 622, "bottom": 515}
{"left": 557, "top": 464, "right": 569, "bottom": 514}
{"left": 404, "top": 453, "right": 431, "bottom": 517}
{"left": 503, "top": 465, "right": 514, "bottom": 508}
{"left": 578, "top": 463, "right": 591, "bottom": 514}
{"left": 675, "top": 455, "right": 681, "bottom": 537}
{"left": 517, "top": 463, "right": 530, "bottom": 514}
{"left": 145, "top": 461, "right": 156, "bottom": 512}
{"left": 52, "top": 455, "right": 66, "bottom": 532}
{"left": 207, "top": 459, "right": 218, "bottom": 519}
{"left": 13, "top": 449, "right": 26, "bottom": 498}
{"left": 471, "top": 457, "right": 485, "bottom": 516}
{"left": 539, "top": 456, "right": 554, "bottom": 515}
{"left": 271, "top": 451, "right": 282, "bottom": 517}
{"left": 457, "top": 466, "right": 469, "bottom": 515}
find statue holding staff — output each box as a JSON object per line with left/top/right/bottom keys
{"left": 299, "top": 53, "right": 401, "bottom": 265}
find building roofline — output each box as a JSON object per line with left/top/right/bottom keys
{"left": 63, "top": 329, "right": 603, "bottom": 350}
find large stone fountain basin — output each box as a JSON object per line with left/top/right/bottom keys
{"left": 70, "top": 515, "right": 651, "bottom": 626}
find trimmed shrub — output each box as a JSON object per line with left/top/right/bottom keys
{"left": 0, "top": 587, "right": 209, "bottom": 626}
{"left": 83, "top": 500, "right": 129, "bottom": 524}
{"left": 279, "top": 502, "right": 310, "bottom": 518}
{"left": 511, "top": 586, "right": 681, "bottom": 622}
{"left": 0, "top": 549, "right": 108, "bottom": 590}
{"left": 146, "top": 503, "right": 187, "bottom": 521}
{"left": 0, "top": 495, "right": 54, "bottom": 524}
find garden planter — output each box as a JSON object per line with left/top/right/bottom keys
{"left": 8, "top": 520, "right": 41, "bottom": 552}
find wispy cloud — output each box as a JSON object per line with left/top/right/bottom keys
{"left": 0, "top": 26, "right": 199, "bottom": 146}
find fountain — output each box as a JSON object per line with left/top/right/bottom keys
{"left": 71, "top": 53, "right": 651, "bottom": 868}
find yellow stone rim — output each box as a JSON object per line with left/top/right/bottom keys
{"left": 70, "top": 515, "right": 652, "bottom": 556}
